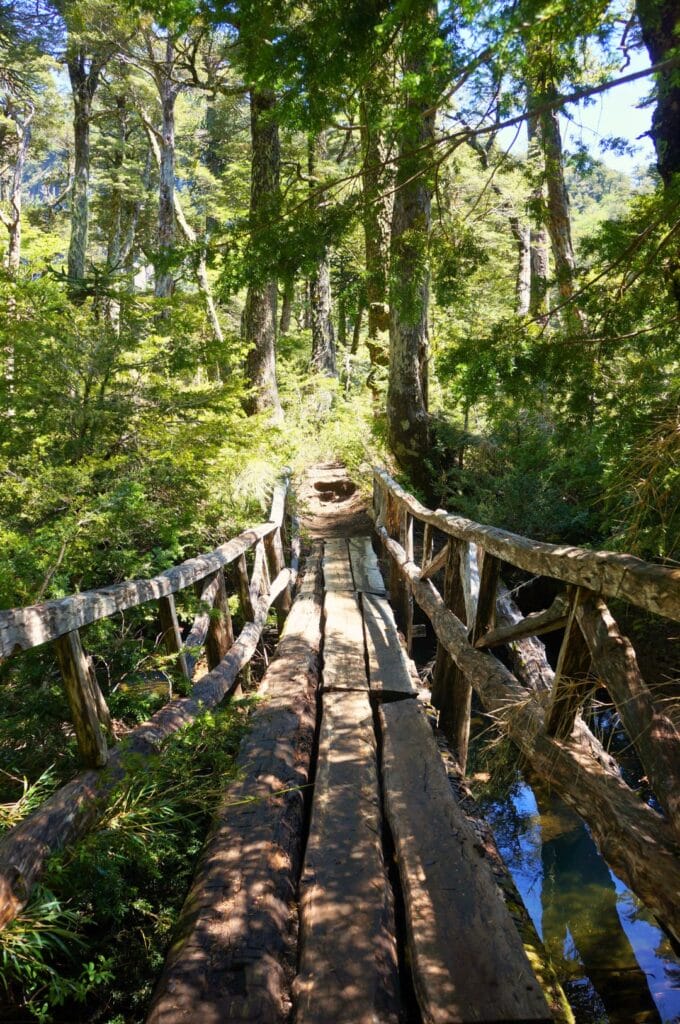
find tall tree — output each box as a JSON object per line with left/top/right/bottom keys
{"left": 0, "top": 98, "right": 34, "bottom": 274}
{"left": 636, "top": 0, "right": 680, "bottom": 184}
{"left": 387, "top": 3, "right": 440, "bottom": 483}
{"left": 308, "top": 132, "right": 336, "bottom": 376}
{"left": 242, "top": 87, "right": 282, "bottom": 418}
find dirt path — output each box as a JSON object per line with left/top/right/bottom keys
{"left": 295, "top": 463, "right": 373, "bottom": 538}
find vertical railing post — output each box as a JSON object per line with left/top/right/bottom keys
{"left": 158, "top": 593, "right": 191, "bottom": 681}
{"left": 545, "top": 587, "right": 592, "bottom": 738}
{"left": 54, "top": 629, "right": 109, "bottom": 768}
{"left": 264, "top": 525, "right": 291, "bottom": 632}
{"left": 205, "top": 570, "right": 235, "bottom": 671}
{"left": 401, "top": 510, "right": 415, "bottom": 652}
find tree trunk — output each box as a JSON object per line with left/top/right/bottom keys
{"left": 387, "top": 4, "right": 437, "bottom": 485}
{"left": 308, "top": 134, "right": 337, "bottom": 376}
{"left": 636, "top": 0, "right": 680, "bottom": 184}
{"left": 360, "top": 81, "right": 392, "bottom": 367}
{"left": 67, "top": 51, "right": 99, "bottom": 293}
{"left": 509, "top": 216, "right": 531, "bottom": 316}
{"left": 536, "top": 92, "right": 586, "bottom": 331}
{"left": 526, "top": 113, "right": 550, "bottom": 318}
{"left": 1, "top": 102, "right": 34, "bottom": 275}
{"left": 279, "top": 278, "right": 293, "bottom": 334}
{"left": 155, "top": 37, "right": 177, "bottom": 302}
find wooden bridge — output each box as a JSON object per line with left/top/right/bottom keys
{"left": 0, "top": 466, "right": 678, "bottom": 1023}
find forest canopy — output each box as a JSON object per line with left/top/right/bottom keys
{"left": 0, "top": 0, "right": 678, "bottom": 615}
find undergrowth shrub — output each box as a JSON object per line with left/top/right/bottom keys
{"left": 0, "top": 702, "right": 252, "bottom": 1023}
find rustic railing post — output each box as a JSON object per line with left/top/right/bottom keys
{"left": 158, "top": 593, "right": 191, "bottom": 681}
{"left": 205, "top": 570, "right": 234, "bottom": 671}
{"left": 386, "top": 489, "right": 405, "bottom": 625}
{"left": 400, "top": 510, "right": 415, "bottom": 651}
{"left": 545, "top": 587, "right": 592, "bottom": 739}
{"left": 54, "top": 629, "right": 109, "bottom": 768}
{"left": 264, "top": 526, "right": 290, "bottom": 632}
{"left": 431, "top": 541, "right": 468, "bottom": 755}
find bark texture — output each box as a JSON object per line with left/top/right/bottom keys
{"left": 308, "top": 134, "right": 336, "bottom": 376}
{"left": 388, "top": 4, "right": 437, "bottom": 484}
{"left": 153, "top": 36, "right": 179, "bottom": 301}
{"left": 360, "top": 81, "right": 392, "bottom": 366}
{"left": 66, "top": 50, "right": 103, "bottom": 291}
{"left": 243, "top": 89, "right": 282, "bottom": 417}
{"left": 636, "top": 0, "right": 680, "bottom": 183}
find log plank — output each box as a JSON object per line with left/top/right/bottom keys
{"left": 322, "top": 590, "right": 368, "bottom": 691}
{"left": 379, "top": 700, "right": 552, "bottom": 1024}
{"left": 374, "top": 468, "right": 680, "bottom": 621}
{"left": 295, "top": 690, "right": 399, "bottom": 1024}
{"left": 348, "top": 537, "right": 386, "bottom": 595}
{"left": 322, "top": 538, "right": 354, "bottom": 592}
{"left": 361, "top": 594, "right": 416, "bottom": 697}
{"left": 146, "top": 551, "right": 322, "bottom": 1024}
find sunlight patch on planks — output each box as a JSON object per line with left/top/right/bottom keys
{"left": 295, "top": 690, "right": 399, "bottom": 1024}
{"left": 379, "top": 699, "right": 553, "bottom": 1024}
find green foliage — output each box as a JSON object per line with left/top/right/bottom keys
{"left": 1, "top": 703, "right": 251, "bottom": 1022}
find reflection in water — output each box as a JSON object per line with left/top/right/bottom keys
{"left": 478, "top": 771, "right": 680, "bottom": 1024}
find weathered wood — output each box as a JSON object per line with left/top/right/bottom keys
{"left": 476, "top": 591, "right": 570, "bottom": 648}
{"left": 471, "top": 551, "right": 501, "bottom": 644}
{"left": 265, "top": 524, "right": 293, "bottom": 629}
{"left": 182, "top": 573, "right": 223, "bottom": 678}
{"left": 158, "top": 593, "right": 191, "bottom": 681}
{"left": 401, "top": 511, "right": 415, "bottom": 651}
{"left": 379, "top": 700, "right": 552, "bottom": 1024}
{"left": 205, "top": 571, "right": 234, "bottom": 672}
{"left": 54, "top": 630, "right": 109, "bottom": 768}
{"left": 385, "top": 490, "right": 404, "bottom": 618}
{"left": 374, "top": 467, "right": 680, "bottom": 620}
{"left": 421, "top": 521, "right": 434, "bottom": 570}
{"left": 431, "top": 541, "right": 466, "bottom": 740}
{"left": 147, "top": 550, "right": 322, "bottom": 1024}
{"left": 295, "top": 690, "right": 399, "bottom": 1024}
{"left": 0, "top": 522, "right": 277, "bottom": 660}
{"left": 545, "top": 588, "right": 593, "bottom": 740}
{"left": 577, "top": 594, "right": 680, "bottom": 839}
{"left": 377, "top": 527, "right": 680, "bottom": 945}
{"left": 0, "top": 569, "right": 293, "bottom": 931}
{"left": 419, "top": 540, "right": 450, "bottom": 581}
{"left": 250, "top": 538, "right": 268, "bottom": 605}
{"left": 361, "top": 593, "right": 416, "bottom": 697}
{"left": 235, "top": 552, "right": 255, "bottom": 621}
{"left": 322, "top": 537, "right": 354, "bottom": 592}
{"left": 348, "top": 536, "right": 386, "bottom": 595}
{"left": 322, "top": 590, "right": 368, "bottom": 691}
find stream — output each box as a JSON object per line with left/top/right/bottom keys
{"left": 472, "top": 744, "right": 680, "bottom": 1024}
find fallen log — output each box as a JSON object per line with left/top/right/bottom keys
{"left": 147, "top": 550, "right": 322, "bottom": 1024}
{"left": 476, "top": 592, "right": 570, "bottom": 648}
{"left": 377, "top": 528, "right": 680, "bottom": 945}
{"left": 0, "top": 569, "right": 293, "bottom": 931}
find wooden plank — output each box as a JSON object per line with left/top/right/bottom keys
{"left": 158, "top": 593, "right": 191, "bottom": 681}
{"left": 377, "top": 525, "right": 680, "bottom": 946}
{"left": 0, "top": 569, "right": 294, "bottom": 931}
{"left": 322, "top": 537, "right": 354, "bottom": 592}
{"left": 295, "top": 690, "right": 399, "bottom": 1024}
{"left": 361, "top": 593, "right": 416, "bottom": 697}
{"left": 348, "top": 536, "right": 386, "bottom": 594}
{"left": 374, "top": 467, "right": 680, "bottom": 621}
{"left": 322, "top": 590, "right": 368, "bottom": 691}
{"left": 147, "top": 549, "right": 322, "bottom": 1024}
{"left": 379, "top": 699, "right": 552, "bottom": 1024}
{"left": 476, "top": 591, "right": 570, "bottom": 648}
{"left": 54, "top": 630, "right": 109, "bottom": 768}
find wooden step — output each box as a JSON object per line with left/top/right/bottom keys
{"left": 362, "top": 592, "right": 416, "bottom": 697}
{"left": 322, "top": 537, "right": 354, "bottom": 591}
{"left": 349, "top": 536, "right": 387, "bottom": 595}
{"left": 379, "top": 699, "right": 552, "bottom": 1024}
{"left": 322, "top": 589, "right": 369, "bottom": 691}
{"left": 146, "top": 552, "right": 323, "bottom": 1024}
{"left": 295, "top": 690, "right": 399, "bottom": 1024}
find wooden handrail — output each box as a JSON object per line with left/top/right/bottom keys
{"left": 0, "top": 472, "right": 291, "bottom": 660}
{"left": 374, "top": 468, "right": 680, "bottom": 621}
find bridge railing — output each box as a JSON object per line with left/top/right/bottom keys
{"left": 0, "top": 471, "right": 297, "bottom": 929}
{"left": 373, "top": 466, "right": 680, "bottom": 946}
